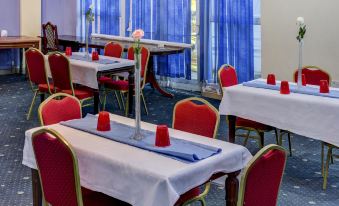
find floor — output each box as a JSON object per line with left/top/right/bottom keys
{"left": 0, "top": 74, "right": 339, "bottom": 206}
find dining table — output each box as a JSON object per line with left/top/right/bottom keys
{"left": 43, "top": 52, "right": 135, "bottom": 115}
{"left": 220, "top": 78, "right": 339, "bottom": 147}
{"left": 56, "top": 35, "right": 188, "bottom": 98}
{"left": 23, "top": 113, "right": 252, "bottom": 206}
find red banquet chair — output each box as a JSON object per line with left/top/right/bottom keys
{"left": 279, "top": 66, "right": 331, "bottom": 157}
{"left": 238, "top": 144, "right": 287, "bottom": 206}
{"left": 99, "top": 42, "right": 125, "bottom": 109}
{"left": 32, "top": 128, "right": 128, "bottom": 206}
{"left": 48, "top": 52, "right": 94, "bottom": 108}
{"left": 25, "top": 48, "right": 57, "bottom": 120}
{"left": 293, "top": 66, "right": 333, "bottom": 189}
{"left": 293, "top": 65, "right": 331, "bottom": 86}
{"left": 218, "top": 64, "right": 279, "bottom": 148}
{"left": 38, "top": 93, "right": 82, "bottom": 126}
{"left": 42, "top": 22, "right": 59, "bottom": 54}
{"left": 172, "top": 97, "right": 219, "bottom": 206}
{"left": 101, "top": 46, "right": 150, "bottom": 115}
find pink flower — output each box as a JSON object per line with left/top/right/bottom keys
{"left": 132, "top": 29, "right": 144, "bottom": 40}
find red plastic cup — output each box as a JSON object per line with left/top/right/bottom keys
{"left": 65, "top": 47, "right": 72, "bottom": 56}
{"left": 280, "top": 81, "right": 290, "bottom": 95}
{"left": 302, "top": 74, "right": 307, "bottom": 86}
{"left": 267, "top": 74, "right": 276, "bottom": 85}
{"left": 97, "top": 111, "right": 111, "bottom": 131}
{"left": 319, "top": 80, "right": 330, "bottom": 93}
{"left": 92, "top": 51, "right": 99, "bottom": 61}
{"left": 155, "top": 125, "right": 171, "bottom": 147}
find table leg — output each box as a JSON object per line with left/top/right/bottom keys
{"left": 93, "top": 89, "right": 99, "bottom": 114}
{"left": 225, "top": 170, "right": 240, "bottom": 206}
{"left": 228, "top": 115, "right": 236, "bottom": 143}
{"left": 32, "top": 169, "right": 42, "bottom": 206}
{"left": 127, "top": 69, "right": 135, "bottom": 117}
{"left": 146, "top": 56, "right": 174, "bottom": 98}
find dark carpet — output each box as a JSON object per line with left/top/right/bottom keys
{"left": 0, "top": 74, "right": 339, "bottom": 206}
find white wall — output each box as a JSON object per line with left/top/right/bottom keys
{"left": 41, "top": 0, "right": 77, "bottom": 35}
{"left": 20, "top": 0, "right": 41, "bottom": 37}
{"left": 261, "top": 0, "right": 339, "bottom": 83}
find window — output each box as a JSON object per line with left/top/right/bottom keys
{"left": 253, "top": 0, "right": 261, "bottom": 78}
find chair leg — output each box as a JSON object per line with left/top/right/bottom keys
{"left": 321, "top": 142, "right": 325, "bottom": 177}
{"left": 125, "top": 93, "right": 129, "bottom": 117}
{"left": 141, "top": 91, "right": 148, "bottom": 115}
{"left": 323, "top": 147, "right": 332, "bottom": 190}
{"left": 242, "top": 130, "right": 251, "bottom": 147}
{"left": 279, "top": 131, "right": 283, "bottom": 146}
{"left": 287, "top": 132, "right": 292, "bottom": 156}
{"left": 259, "top": 132, "right": 264, "bottom": 148}
{"left": 200, "top": 198, "right": 206, "bottom": 206}
{"left": 27, "top": 90, "right": 38, "bottom": 120}
{"left": 102, "top": 90, "right": 107, "bottom": 111}
{"left": 274, "top": 128, "right": 279, "bottom": 144}
{"left": 120, "top": 92, "right": 126, "bottom": 111}
{"left": 114, "top": 91, "right": 122, "bottom": 110}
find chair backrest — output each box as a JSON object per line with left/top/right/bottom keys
{"left": 172, "top": 97, "right": 219, "bottom": 139}
{"left": 218, "top": 64, "right": 238, "bottom": 89}
{"left": 38, "top": 93, "right": 82, "bottom": 126}
{"left": 293, "top": 66, "right": 331, "bottom": 86}
{"left": 127, "top": 46, "right": 150, "bottom": 87}
{"left": 32, "top": 128, "right": 83, "bottom": 206}
{"left": 25, "top": 48, "right": 49, "bottom": 87}
{"left": 104, "top": 42, "right": 124, "bottom": 58}
{"left": 42, "top": 22, "right": 59, "bottom": 53}
{"left": 48, "top": 52, "right": 74, "bottom": 92}
{"left": 237, "top": 144, "right": 287, "bottom": 206}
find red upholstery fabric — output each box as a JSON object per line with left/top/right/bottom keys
{"left": 25, "top": 49, "right": 48, "bottom": 85}
{"left": 32, "top": 132, "right": 80, "bottom": 206}
{"left": 104, "top": 80, "right": 129, "bottom": 91}
{"left": 38, "top": 83, "right": 59, "bottom": 93}
{"left": 33, "top": 132, "right": 125, "bottom": 206}
{"left": 40, "top": 97, "right": 81, "bottom": 126}
{"left": 104, "top": 42, "right": 123, "bottom": 58}
{"left": 127, "top": 47, "right": 149, "bottom": 78}
{"left": 236, "top": 117, "right": 272, "bottom": 131}
{"left": 242, "top": 149, "right": 286, "bottom": 206}
{"left": 174, "top": 100, "right": 217, "bottom": 138}
{"left": 175, "top": 187, "right": 201, "bottom": 206}
{"left": 219, "top": 65, "right": 238, "bottom": 87}
{"left": 48, "top": 53, "right": 73, "bottom": 91}
{"left": 61, "top": 86, "right": 94, "bottom": 100}
{"left": 294, "top": 68, "right": 330, "bottom": 86}
{"left": 98, "top": 76, "right": 112, "bottom": 84}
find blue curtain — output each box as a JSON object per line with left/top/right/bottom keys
{"left": 200, "top": 0, "right": 254, "bottom": 83}
{"left": 99, "top": 0, "right": 120, "bottom": 35}
{"left": 126, "top": 0, "right": 191, "bottom": 79}
{"left": 79, "top": 0, "right": 120, "bottom": 37}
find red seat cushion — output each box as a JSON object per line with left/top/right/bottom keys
{"left": 38, "top": 83, "right": 60, "bottom": 93}
{"left": 104, "top": 80, "right": 129, "bottom": 91}
{"left": 98, "top": 76, "right": 112, "bottom": 84}
{"left": 236, "top": 117, "right": 272, "bottom": 131}
{"left": 62, "top": 86, "right": 94, "bottom": 100}
{"left": 175, "top": 187, "right": 201, "bottom": 206}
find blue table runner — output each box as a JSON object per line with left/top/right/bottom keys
{"left": 243, "top": 80, "right": 339, "bottom": 99}
{"left": 60, "top": 114, "right": 222, "bottom": 163}
{"left": 69, "top": 54, "right": 119, "bottom": 65}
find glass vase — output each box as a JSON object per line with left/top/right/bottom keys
{"left": 297, "top": 40, "right": 304, "bottom": 89}
{"left": 131, "top": 53, "right": 143, "bottom": 140}
{"left": 85, "top": 20, "right": 90, "bottom": 59}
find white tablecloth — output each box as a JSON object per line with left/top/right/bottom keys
{"left": 219, "top": 79, "right": 339, "bottom": 147}
{"left": 23, "top": 114, "right": 252, "bottom": 206}
{"left": 44, "top": 52, "right": 135, "bottom": 89}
